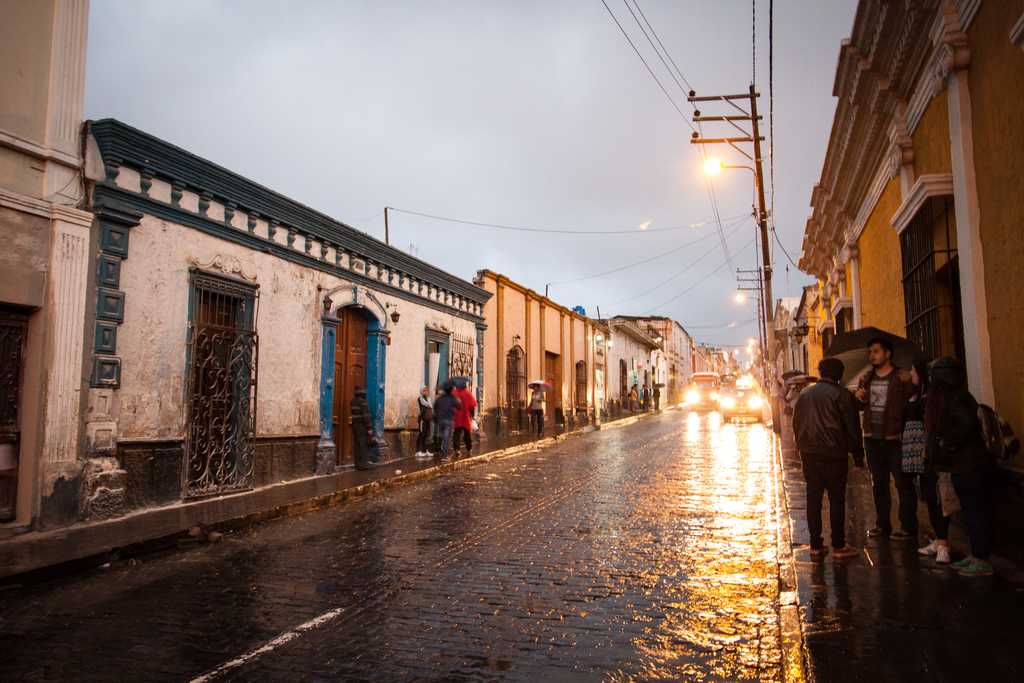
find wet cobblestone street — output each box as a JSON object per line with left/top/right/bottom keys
{"left": 1, "top": 412, "right": 785, "bottom": 681}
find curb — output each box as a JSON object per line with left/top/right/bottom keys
{"left": 772, "top": 435, "right": 811, "bottom": 683}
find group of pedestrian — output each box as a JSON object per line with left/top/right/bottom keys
{"left": 627, "top": 384, "right": 660, "bottom": 413}
{"left": 413, "top": 380, "right": 478, "bottom": 460}
{"left": 793, "top": 337, "right": 998, "bottom": 577}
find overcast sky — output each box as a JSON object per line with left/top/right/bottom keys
{"left": 85, "top": 0, "right": 855, "bottom": 348}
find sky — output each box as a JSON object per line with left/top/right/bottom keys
{"left": 84, "top": 0, "right": 856, "bottom": 349}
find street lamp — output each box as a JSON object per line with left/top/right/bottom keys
{"left": 734, "top": 292, "right": 746, "bottom": 304}
{"left": 703, "top": 157, "right": 722, "bottom": 176}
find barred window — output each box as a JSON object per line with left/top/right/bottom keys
{"left": 619, "top": 358, "right": 628, "bottom": 399}
{"left": 575, "top": 360, "right": 587, "bottom": 408}
{"left": 506, "top": 345, "right": 525, "bottom": 409}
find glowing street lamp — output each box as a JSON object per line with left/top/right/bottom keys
{"left": 734, "top": 292, "right": 746, "bottom": 304}
{"left": 703, "top": 157, "right": 723, "bottom": 176}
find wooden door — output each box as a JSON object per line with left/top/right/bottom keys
{"left": 332, "top": 308, "right": 368, "bottom": 464}
{"left": 544, "top": 352, "right": 562, "bottom": 421}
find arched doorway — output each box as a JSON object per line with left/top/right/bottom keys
{"left": 331, "top": 306, "right": 370, "bottom": 464}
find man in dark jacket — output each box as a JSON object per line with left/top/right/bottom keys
{"left": 793, "top": 357, "right": 864, "bottom": 559}
{"left": 432, "top": 385, "right": 462, "bottom": 459}
{"left": 854, "top": 337, "right": 917, "bottom": 540}
{"left": 350, "top": 388, "right": 373, "bottom": 470}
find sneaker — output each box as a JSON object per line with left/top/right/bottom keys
{"left": 957, "top": 558, "right": 994, "bottom": 577}
{"left": 832, "top": 546, "right": 860, "bottom": 559}
{"left": 867, "top": 527, "right": 891, "bottom": 538}
{"left": 809, "top": 547, "right": 828, "bottom": 560}
{"left": 917, "top": 540, "right": 939, "bottom": 556}
{"left": 935, "top": 545, "right": 951, "bottom": 564}
{"left": 951, "top": 555, "right": 974, "bottom": 570}
{"left": 891, "top": 529, "right": 916, "bottom": 542}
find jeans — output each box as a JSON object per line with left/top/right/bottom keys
{"left": 953, "top": 465, "right": 995, "bottom": 560}
{"left": 416, "top": 417, "right": 431, "bottom": 452}
{"left": 453, "top": 426, "right": 472, "bottom": 452}
{"left": 531, "top": 409, "right": 544, "bottom": 438}
{"left": 917, "top": 470, "right": 949, "bottom": 540}
{"left": 801, "top": 453, "right": 849, "bottom": 549}
{"left": 438, "top": 420, "right": 454, "bottom": 456}
{"left": 865, "top": 438, "right": 918, "bottom": 534}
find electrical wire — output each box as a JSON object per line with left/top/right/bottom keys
{"left": 684, "top": 317, "right": 758, "bottom": 329}
{"left": 651, "top": 236, "right": 758, "bottom": 312}
{"left": 551, "top": 214, "right": 748, "bottom": 286}
{"left": 606, "top": 217, "right": 748, "bottom": 305}
{"left": 388, "top": 206, "right": 745, "bottom": 236}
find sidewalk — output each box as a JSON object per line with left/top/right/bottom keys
{"left": 777, "top": 418, "right": 1024, "bottom": 681}
{"left": 0, "top": 411, "right": 656, "bottom": 581}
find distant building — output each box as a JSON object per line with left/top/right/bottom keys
{"left": 607, "top": 316, "right": 694, "bottom": 404}
{"left": 606, "top": 317, "right": 663, "bottom": 411}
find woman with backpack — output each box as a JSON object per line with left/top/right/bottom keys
{"left": 925, "top": 357, "right": 995, "bottom": 577}
{"left": 903, "top": 361, "right": 950, "bottom": 564}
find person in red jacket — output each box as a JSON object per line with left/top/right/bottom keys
{"left": 452, "top": 382, "right": 477, "bottom": 455}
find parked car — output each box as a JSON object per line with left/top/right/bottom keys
{"left": 684, "top": 372, "right": 721, "bottom": 412}
{"left": 718, "top": 374, "right": 765, "bottom": 422}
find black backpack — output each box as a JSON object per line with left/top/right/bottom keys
{"left": 977, "top": 404, "right": 1020, "bottom": 462}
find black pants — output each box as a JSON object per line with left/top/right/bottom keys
{"left": 417, "top": 417, "right": 431, "bottom": 452}
{"left": 801, "top": 453, "right": 849, "bottom": 549}
{"left": 917, "top": 470, "right": 949, "bottom": 540}
{"left": 953, "top": 465, "right": 995, "bottom": 560}
{"left": 453, "top": 426, "right": 472, "bottom": 452}
{"left": 353, "top": 430, "right": 370, "bottom": 469}
{"left": 531, "top": 409, "right": 544, "bottom": 437}
{"left": 654, "top": 397, "right": 660, "bottom": 411}
{"left": 865, "top": 438, "right": 917, "bottom": 534}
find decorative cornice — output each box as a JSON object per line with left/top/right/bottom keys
{"left": 0, "top": 128, "right": 80, "bottom": 168}
{"left": 88, "top": 119, "right": 489, "bottom": 309}
{"left": 891, "top": 173, "right": 954, "bottom": 234}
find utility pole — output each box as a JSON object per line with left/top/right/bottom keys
{"left": 688, "top": 87, "right": 774, "bottom": 330}
{"left": 737, "top": 268, "right": 767, "bottom": 385}
{"left": 384, "top": 206, "right": 390, "bottom": 245}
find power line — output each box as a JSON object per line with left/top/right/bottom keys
{"left": 772, "top": 226, "right": 800, "bottom": 268}
{"left": 552, "top": 214, "right": 748, "bottom": 286}
{"left": 651, "top": 236, "right": 758, "bottom": 312}
{"left": 684, "top": 317, "right": 758, "bottom": 329}
{"left": 599, "top": 0, "right": 696, "bottom": 133}
{"left": 606, "top": 217, "right": 748, "bottom": 305}
{"left": 752, "top": 0, "right": 757, "bottom": 85}
{"left": 388, "top": 206, "right": 745, "bottom": 235}
{"left": 631, "top": 0, "right": 695, "bottom": 92}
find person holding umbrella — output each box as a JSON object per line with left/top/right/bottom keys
{"left": 433, "top": 381, "right": 462, "bottom": 459}
{"left": 528, "top": 381, "right": 547, "bottom": 438}
{"left": 854, "top": 337, "right": 917, "bottom": 541}
{"left": 653, "top": 384, "right": 661, "bottom": 411}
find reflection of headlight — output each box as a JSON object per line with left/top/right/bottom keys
{"left": 721, "top": 396, "right": 737, "bottom": 409}
{"left": 685, "top": 390, "right": 700, "bottom": 404}
{"left": 748, "top": 395, "right": 764, "bottom": 409}
{"left": 710, "top": 392, "right": 719, "bottom": 401}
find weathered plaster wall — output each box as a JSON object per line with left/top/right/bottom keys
{"left": 478, "top": 276, "right": 500, "bottom": 411}
{"left": 968, "top": 0, "right": 1024, "bottom": 430}
{"left": 858, "top": 177, "right": 905, "bottom": 334}
{"left": 119, "top": 214, "right": 477, "bottom": 439}
{"left": 0, "top": 0, "right": 54, "bottom": 145}
{"left": 912, "top": 94, "right": 952, "bottom": 177}
{"left": 0, "top": 206, "right": 49, "bottom": 307}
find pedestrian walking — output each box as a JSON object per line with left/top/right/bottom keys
{"left": 629, "top": 384, "right": 639, "bottom": 413}
{"left": 642, "top": 385, "right": 651, "bottom": 411}
{"left": 433, "top": 385, "right": 461, "bottom": 459}
{"left": 793, "top": 358, "right": 864, "bottom": 559}
{"left": 529, "top": 385, "right": 545, "bottom": 438}
{"left": 350, "top": 388, "right": 374, "bottom": 470}
{"left": 653, "top": 385, "right": 661, "bottom": 411}
{"left": 854, "top": 337, "right": 917, "bottom": 541}
{"left": 926, "top": 357, "right": 995, "bottom": 577}
{"left": 415, "top": 386, "right": 433, "bottom": 458}
{"left": 903, "top": 361, "right": 951, "bottom": 564}
{"left": 453, "top": 382, "right": 477, "bottom": 455}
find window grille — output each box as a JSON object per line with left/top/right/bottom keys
{"left": 619, "top": 358, "right": 628, "bottom": 400}
{"left": 0, "top": 307, "right": 27, "bottom": 521}
{"left": 449, "top": 333, "right": 474, "bottom": 379}
{"left": 184, "top": 270, "right": 259, "bottom": 498}
{"left": 901, "top": 197, "right": 963, "bottom": 361}
{"left": 505, "top": 345, "right": 525, "bottom": 409}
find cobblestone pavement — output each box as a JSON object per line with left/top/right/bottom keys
{"left": 1, "top": 412, "right": 786, "bottom": 681}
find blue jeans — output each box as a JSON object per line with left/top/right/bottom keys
{"left": 438, "top": 420, "right": 454, "bottom": 456}
{"left": 953, "top": 465, "right": 995, "bottom": 560}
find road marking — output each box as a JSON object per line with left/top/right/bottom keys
{"left": 189, "top": 607, "right": 346, "bottom": 683}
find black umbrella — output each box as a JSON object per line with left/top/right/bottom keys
{"left": 826, "top": 327, "right": 925, "bottom": 386}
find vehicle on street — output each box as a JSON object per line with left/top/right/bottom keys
{"left": 718, "top": 374, "right": 765, "bottom": 422}
{"left": 684, "top": 372, "right": 721, "bottom": 412}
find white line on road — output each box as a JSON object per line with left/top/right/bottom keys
{"left": 189, "top": 607, "right": 346, "bottom": 683}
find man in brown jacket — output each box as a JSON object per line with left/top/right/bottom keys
{"left": 854, "top": 337, "right": 916, "bottom": 540}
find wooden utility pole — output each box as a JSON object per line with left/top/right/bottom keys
{"left": 384, "top": 206, "right": 390, "bottom": 245}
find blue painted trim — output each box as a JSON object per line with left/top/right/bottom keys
{"left": 318, "top": 317, "right": 338, "bottom": 443}
{"left": 90, "top": 356, "right": 121, "bottom": 387}
{"left": 96, "top": 288, "right": 125, "bottom": 323}
{"left": 475, "top": 322, "right": 486, "bottom": 406}
{"left": 366, "top": 325, "right": 388, "bottom": 443}
{"left": 94, "top": 321, "right": 118, "bottom": 354}
{"left": 97, "top": 254, "right": 121, "bottom": 288}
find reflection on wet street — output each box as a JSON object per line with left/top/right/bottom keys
{"left": 1, "top": 411, "right": 785, "bottom": 681}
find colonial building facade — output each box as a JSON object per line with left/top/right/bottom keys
{"left": 607, "top": 315, "right": 694, "bottom": 405}
{"left": 606, "top": 317, "right": 663, "bottom": 411}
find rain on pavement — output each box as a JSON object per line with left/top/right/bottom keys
{"left": 1, "top": 411, "right": 785, "bottom": 681}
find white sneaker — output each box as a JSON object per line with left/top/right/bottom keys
{"left": 917, "top": 539, "right": 938, "bottom": 556}
{"left": 935, "top": 545, "right": 951, "bottom": 564}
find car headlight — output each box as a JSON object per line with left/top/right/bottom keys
{"left": 685, "top": 390, "right": 700, "bottom": 404}
{"left": 721, "top": 396, "right": 737, "bottom": 409}
{"left": 748, "top": 395, "right": 764, "bottom": 409}
{"left": 710, "top": 392, "right": 719, "bottom": 401}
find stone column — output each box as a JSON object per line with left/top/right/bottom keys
{"left": 316, "top": 315, "right": 339, "bottom": 474}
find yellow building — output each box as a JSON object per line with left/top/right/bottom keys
{"left": 800, "top": 0, "right": 1024, "bottom": 553}
{"left": 801, "top": 0, "right": 1024, "bottom": 431}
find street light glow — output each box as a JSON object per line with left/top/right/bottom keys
{"left": 703, "top": 157, "right": 723, "bottom": 176}
{"left": 734, "top": 292, "right": 746, "bottom": 303}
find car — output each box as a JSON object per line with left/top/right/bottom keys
{"left": 718, "top": 379, "right": 766, "bottom": 422}
{"left": 683, "top": 372, "right": 721, "bottom": 412}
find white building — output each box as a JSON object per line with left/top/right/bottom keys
{"left": 606, "top": 317, "right": 663, "bottom": 410}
